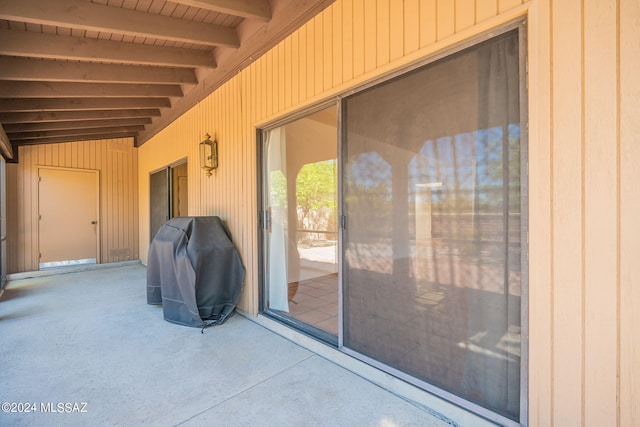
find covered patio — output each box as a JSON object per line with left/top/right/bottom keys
{"left": 0, "top": 263, "right": 452, "bottom": 426}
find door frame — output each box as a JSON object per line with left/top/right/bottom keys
{"left": 149, "top": 158, "right": 188, "bottom": 241}
{"left": 257, "top": 102, "right": 340, "bottom": 345}
{"left": 37, "top": 166, "right": 101, "bottom": 267}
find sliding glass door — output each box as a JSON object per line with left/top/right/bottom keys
{"left": 342, "top": 31, "right": 523, "bottom": 421}
{"left": 259, "top": 28, "right": 526, "bottom": 424}
{"left": 262, "top": 106, "right": 339, "bottom": 342}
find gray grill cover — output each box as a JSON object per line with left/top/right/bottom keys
{"left": 146, "top": 216, "right": 245, "bottom": 328}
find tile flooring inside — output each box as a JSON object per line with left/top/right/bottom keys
{"left": 286, "top": 273, "right": 338, "bottom": 335}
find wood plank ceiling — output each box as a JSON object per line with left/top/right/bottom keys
{"left": 0, "top": 0, "right": 334, "bottom": 160}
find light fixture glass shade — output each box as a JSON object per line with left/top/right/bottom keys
{"left": 199, "top": 133, "right": 218, "bottom": 177}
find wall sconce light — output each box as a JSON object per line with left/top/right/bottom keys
{"left": 199, "top": 133, "right": 218, "bottom": 177}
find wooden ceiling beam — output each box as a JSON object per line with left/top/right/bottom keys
{"left": 0, "top": 29, "right": 217, "bottom": 68}
{"left": 0, "top": 57, "right": 198, "bottom": 85}
{"left": 8, "top": 125, "right": 146, "bottom": 140}
{"left": 0, "top": 98, "right": 171, "bottom": 112}
{"left": 0, "top": 82, "right": 182, "bottom": 98}
{"left": 15, "top": 133, "right": 138, "bottom": 146}
{"left": 3, "top": 118, "right": 152, "bottom": 133}
{"left": 0, "top": 109, "right": 161, "bottom": 124}
{"left": 0, "top": 0, "right": 239, "bottom": 48}
{"left": 137, "top": 0, "right": 336, "bottom": 145}
{"left": 171, "top": 0, "right": 271, "bottom": 21}
{"left": 0, "top": 124, "right": 13, "bottom": 159}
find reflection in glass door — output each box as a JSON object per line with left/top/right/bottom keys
{"left": 262, "top": 106, "right": 338, "bottom": 342}
{"left": 342, "top": 31, "right": 524, "bottom": 422}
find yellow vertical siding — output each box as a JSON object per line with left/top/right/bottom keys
{"left": 527, "top": 0, "right": 640, "bottom": 426}
{"left": 620, "top": 0, "right": 640, "bottom": 425}
{"left": 583, "top": 0, "right": 618, "bottom": 423}
{"left": 136, "top": 0, "right": 639, "bottom": 425}
{"left": 527, "top": 0, "right": 553, "bottom": 424}
{"left": 137, "top": 0, "right": 527, "bottom": 361}
{"left": 6, "top": 138, "right": 139, "bottom": 273}
{"left": 551, "top": 0, "right": 584, "bottom": 423}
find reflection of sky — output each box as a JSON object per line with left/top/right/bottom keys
{"left": 346, "top": 125, "right": 521, "bottom": 210}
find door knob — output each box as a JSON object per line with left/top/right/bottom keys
{"left": 91, "top": 221, "right": 98, "bottom": 224}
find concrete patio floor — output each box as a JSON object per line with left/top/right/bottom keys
{"left": 0, "top": 263, "right": 455, "bottom": 427}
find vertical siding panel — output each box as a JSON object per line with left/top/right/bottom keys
{"left": 104, "top": 141, "right": 112, "bottom": 262}
{"left": 278, "top": 43, "right": 286, "bottom": 113}
{"left": 44, "top": 144, "right": 51, "bottom": 166}
{"left": 498, "top": 0, "right": 522, "bottom": 14}
{"left": 332, "top": 4, "right": 343, "bottom": 86}
{"left": 65, "top": 142, "right": 72, "bottom": 167}
{"left": 376, "top": 0, "right": 390, "bottom": 67}
{"left": 119, "top": 150, "right": 125, "bottom": 260}
{"left": 455, "top": 0, "right": 476, "bottom": 31}
{"left": 323, "top": 7, "right": 334, "bottom": 91}
{"left": 306, "top": 24, "right": 316, "bottom": 101}
{"left": 552, "top": 0, "right": 584, "bottom": 424}
{"left": 113, "top": 149, "right": 120, "bottom": 260}
{"left": 134, "top": 145, "right": 139, "bottom": 259}
{"left": 314, "top": 15, "right": 324, "bottom": 95}
{"left": 420, "top": 0, "right": 437, "bottom": 48}
{"left": 121, "top": 146, "right": 127, "bottom": 260}
{"left": 583, "top": 1, "right": 618, "bottom": 424}
{"left": 284, "top": 37, "right": 293, "bottom": 108}
{"left": 105, "top": 140, "right": 113, "bottom": 263}
{"left": 476, "top": 0, "right": 497, "bottom": 23}
{"left": 389, "top": 0, "right": 404, "bottom": 60}
{"left": 290, "top": 32, "right": 300, "bottom": 106}
{"left": 620, "top": 1, "right": 640, "bottom": 425}
{"left": 436, "top": 0, "right": 455, "bottom": 40}
{"left": 6, "top": 163, "right": 18, "bottom": 273}
{"left": 364, "top": 0, "right": 377, "bottom": 72}
{"left": 30, "top": 149, "right": 38, "bottom": 270}
{"left": 79, "top": 142, "right": 86, "bottom": 168}
{"left": 404, "top": 0, "right": 420, "bottom": 54}
{"left": 19, "top": 147, "right": 26, "bottom": 271}
{"left": 276, "top": 43, "right": 289, "bottom": 114}
{"left": 89, "top": 139, "right": 96, "bottom": 170}
{"left": 55, "top": 144, "right": 61, "bottom": 167}
{"left": 528, "top": 0, "right": 553, "bottom": 424}
{"left": 127, "top": 143, "right": 133, "bottom": 260}
{"left": 352, "top": 0, "right": 365, "bottom": 77}
{"left": 266, "top": 52, "right": 274, "bottom": 119}
{"left": 71, "top": 142, "right": 78, "bottom": 167}
{"left": 298, "top": 26, "right": 308, "bottom": 101}
{"left": 19, "top": 148, "right": 29, "bottom": 271}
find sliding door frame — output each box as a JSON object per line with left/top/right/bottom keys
{"left": 258, "top": 102, "right": 341, "bottom": 346}
{"left": 257, "top": 19, "right": 528, "bottom": 426}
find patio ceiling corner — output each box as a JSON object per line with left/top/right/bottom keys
{"left": 0, "top": 0, "right": 335, "bottom": 157}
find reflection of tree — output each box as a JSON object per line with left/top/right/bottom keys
{"left": 295, "top": 160, "right": 337, "bottom": 244}
{"left": 410, "top": 125, "right": 521, "bottom": 216}
{"left": 345, "top": 152, "right": 393, "bottom": 239}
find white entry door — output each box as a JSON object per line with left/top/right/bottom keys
{"left": 39, "top": 168, "right": 99, "bottom": 268}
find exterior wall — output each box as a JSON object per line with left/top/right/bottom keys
{"left": 138, "top": 0, "right": 529, "bottom": 324}
{"left": 528, "top": 1, "right": 640, "bottom": 425}
{"left": 7, "top": 137, "right": 139, "bottom": 273}
{"left": 137, "top": 0, "right": 640, "bottom": 425}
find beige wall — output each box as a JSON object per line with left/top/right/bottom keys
{"left": 137, "top": 0, "right": 639, "bottom": 425}
{"left": 7, "top": 137, "right": 139, "bottom": 273}
{"left": 528, "top": 0, "right": 639, "bottom": 425}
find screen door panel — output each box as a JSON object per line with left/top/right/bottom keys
{"left": 342, "top": 32, "right": 522, "bottom": 421}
